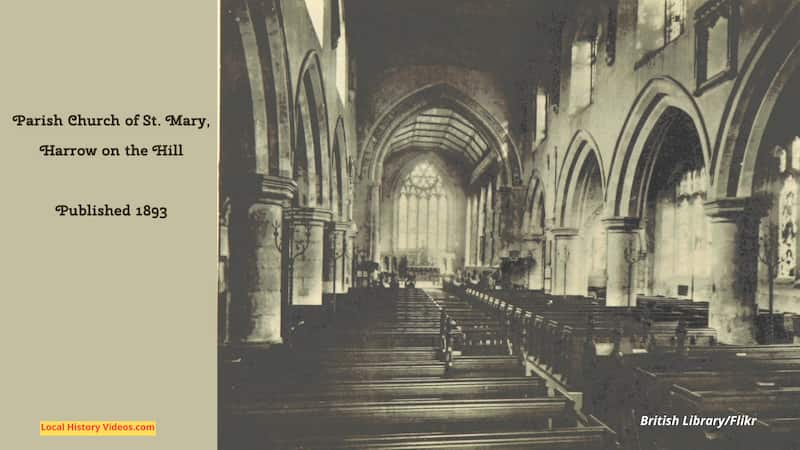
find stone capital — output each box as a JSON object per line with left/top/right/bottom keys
{"left": 285, "top": 207, "right": 332, "bottom": 225}
{"left": 550, "top": 227, "right": 579, "bottom": 237}
{"left": 522, "top": 232, "right": 545, "bottom": 242}
{"left": 704, "top": 197, "right": 766, "bottom": 223}
{"left": 332, "top": 220, "right": 352, "bottom": 233}
{"left": 496, "top": 185, "right": 525, "bottom": 195}
{"left": 602, "top": 216, "right": 641, "bottom": 232}
{"left": 250, "top": 174, "right": 297, "bottom": 206}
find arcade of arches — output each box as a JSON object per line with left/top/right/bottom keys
{"left": 220, "top": 0, "right": 800, "bottom": 351}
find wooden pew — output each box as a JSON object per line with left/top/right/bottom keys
{"left": 271, "top": 427, "right": 615, "bottom": 450}
{"left": 226, "top": 376, "right": 547, "bottom": 404}
{"left": 310, "top": 361, "right": 447, "bottom": 379}
{"left": 604, "top": 344, "right": 800, "bottom": 448}
{"left": 296, "top": 347, "right": 440, "bottom": 364}
{"left": 223, "top": 286, "right": 624, "bottom": 450}
{"left": 629, "top": 366, "right": 800, "bottom": 414}
{"left": 448, "top": 355, "right": 525, "bottom": 377}
{"left": 223, "top": 397, "right": 575, "bottom": 440}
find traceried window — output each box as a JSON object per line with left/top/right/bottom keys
{"left": 396, "top": 162, "right": 448, "bottom": 251}
{"left": 779, "top": 175, "right": 797, "bottom": 279}
{"left": 637, "top": 0, "right": 687, "bottom": 60}
{"left": 774, "top": 139, "right": 800, "bottom": 281}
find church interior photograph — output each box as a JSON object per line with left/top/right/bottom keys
{"left": 218, "top": 0, "right": 800, "bottom": 448}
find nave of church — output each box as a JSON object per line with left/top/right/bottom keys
{"left": 220, "top": 0, "right": 800, "bottom": 448}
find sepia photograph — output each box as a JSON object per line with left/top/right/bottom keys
{"left": 218, "top": 0, "right": 800, "bottom": 448}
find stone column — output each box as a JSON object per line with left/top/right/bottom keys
{"left": 323, "top": 222, "right": 335, "bottom": 295}
{"left": 551, "top": 228, "right": 583, "bottom": 295}
{"left": 368, "top": 183, "right": 381, "bottom": 261}
{"left": 465, "top": 196, "right": 473, "bottom": 266}
{"left": 345, "top": 223, "right": 357, "bottom": 290}
{"left": 219, "top": 211, "right": 230, "bottom": 344}
{"left": 526, "top": 235, "right": 545, "bottom": 290}
{"left": 236, "top": 175, "right": 296, "bottom": 344}
{"left": 285, "top": 207, "right": 333, "bottom": 306}
{"left": 327, "top": 221, "right": 351, "bottom": 294}
{"left": 704, "top": 198, "right": 763, "bottom": 344}
{"left": 604, "top": 217, "right": 642, "bottom": 307}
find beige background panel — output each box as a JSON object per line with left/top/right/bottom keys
{"left": 0, "top": 1, "right": 218, "bottom": 449}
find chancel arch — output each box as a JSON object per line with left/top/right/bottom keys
{"left": 359, "top": 83, "right": 521, "bottom": 263}
{"left": 359, "top": 83, "right": 523, "bottom": 187}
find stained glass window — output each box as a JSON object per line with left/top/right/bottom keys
{"left": 779, "top": 176, "right": 797, "bottom": 279}
{"left": 396, "top": 163, "right": 448, "bottom": 251}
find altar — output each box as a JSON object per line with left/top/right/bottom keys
{"left": 406, "top": 265, "right": 440, "bottom": 282}
{"left": 383, "top": 249, "right": 455, "bottom": 279}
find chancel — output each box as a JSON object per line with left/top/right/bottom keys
{"left": 219, "top": 1, "right": 800, "bottom": 449}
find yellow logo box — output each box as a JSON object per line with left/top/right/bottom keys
{"left": 40, "top": 421, "right": 156, "bottom": 436}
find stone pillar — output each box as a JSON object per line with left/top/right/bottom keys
{"left": 551, "top": 228, "right": 584, "bottom": 295}
{"left": 236, "top": 175, "right": 296, "bottom": 344}
{"left": 465, "top": 196, "right": 473, "bottom": 266}
{"left": 526, "top": 236, "right": 545, "bottom": 290}
{"left": 326, "top": 221, "right": 351, "bottom": 294}
{"left": 285, "top": 207, "right": 332, "bottom": 306}
{"left": 704, "top": 198, "right": 762, "bottom": 344}
{"left": 323, "top": 222, "right": 335, "bottom": 295}
{"left": 345, "top": 223, "right": 357, "bottom": 290}
{"left": 219, "top": 211, "right": 230, "bottom": 344}
{"left": 368, "top": 183, "right": 381, "bottom": 261}
{"left": 604, "top": 217, "right": 642, "bottom": 307}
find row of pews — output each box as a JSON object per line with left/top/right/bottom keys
{"left": 443, "top": 281, "right": 800, "bottom": 449}
{"left": 220, "top": 287, "right": 617, "bottom": 449}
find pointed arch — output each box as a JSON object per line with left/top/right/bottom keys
{"left": 222, "top": 0, "right": 293, "bottom": 177}
{"left": 712, "top": 3, "right": 800, "bottom": 199}
{"left": 557, "top": 130, "right": 606, "bottom": 227}
{"left": 523, "top": 170, "right": 547, "bottom": 233}
{"left": 294, "top": 50, "right": 331, "bottom": 208}
{"left": 358, "top": 83, "right": 523, "bottom": 187}
{"left": 331, "top": 117, "right": 348, "bottom": 219}
{"left": 606, "top": 77, "right": 712, "bottom": 217}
